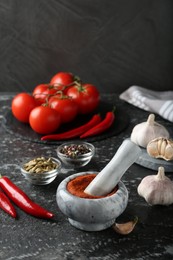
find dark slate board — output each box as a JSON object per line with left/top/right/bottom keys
{"left": 136, "top": 146, "right": 173, "bottom": 172}
{"left": 3, "top": 101, "right": 129, "bottom": 144}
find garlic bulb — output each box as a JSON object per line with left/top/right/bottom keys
{"left": 147, "top": 137, "right": 173, "bottom": 161}
{"left": 137, "top": 167, "right": 173, "bottom": 206}
{"left": 131, "top": 114, "right": 170, "bottom": 148}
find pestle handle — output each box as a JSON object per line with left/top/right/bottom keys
{"left": 84, "top": 139, "right": 141, "bottom": 196}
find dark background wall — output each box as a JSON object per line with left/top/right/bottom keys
{"left": 0, "top": 0, "right": 172, "bottom": 93}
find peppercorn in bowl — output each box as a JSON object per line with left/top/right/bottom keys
{"left": 56, "top": 141, "right": 95, "bottom": 169}
{"left": 20, "top": 157, "right": 61, "bottom": 185}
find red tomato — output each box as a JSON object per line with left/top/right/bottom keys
{"left": 29, "top": 106, "right": 61, "bottom": 134}
{"left": 67, "top": 83, "right": 100, "bottom": 114}
{"left": 49, "top": 95, "right": 78, "bottom": 123}
{"left": 32, "top": 84, "right": 57, "bottom": 104}
{"left": 12, "top": 93, "right": 38, "bottom": 123}
{"left": 50, "top": 72, "right": 74, "bottom": 94}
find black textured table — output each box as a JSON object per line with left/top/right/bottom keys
{"left": 0, "top": 93, "right": 173, "bottom": 260}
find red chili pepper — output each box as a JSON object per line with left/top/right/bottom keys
{"left": 0, "top": 189, "right": 17, "bottom": 218}
{"left": 41, "top": 114, "right": 101, "bottom": 141}
{"left": 0, "top": 176, "right": 54, "bottom": 219}
{"left": 80, "top": 111, "right": 115, "bottom": 139}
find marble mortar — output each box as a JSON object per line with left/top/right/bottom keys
{"left": 56, "top": 171, "right": 128, "bottom": 231}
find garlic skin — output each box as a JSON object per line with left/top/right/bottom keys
{"left": 131, "top": 114, "right": 170, "bottom": 148}
{"left": 147, "top": 137, "right": 173, "bottom": 161}
{"left": 137, "top": 167, "right": 173, "bottom": 206}
{"left": 112, "top": 216, "right": 138, "bottom": 235}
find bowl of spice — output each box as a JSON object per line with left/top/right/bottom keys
{"left": 21, "top": 157, "right": 61, "bottom": 185}
{"left": 56, "top": 171, "right": 128, "bottom": 231}
{"left": 56, "top": 141, "right": 95, "bottom": 169}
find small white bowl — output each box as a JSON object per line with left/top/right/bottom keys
{"left": 21, "top": 157, "right": 61, "bottom": 185}
{"left": 56, "top": 171, "right": 129, "bottom": 231}
{"left": 56, "top": 141, "right": 95, "bottom": 169}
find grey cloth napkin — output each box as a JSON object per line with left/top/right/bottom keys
{"left": 119, "top": 86, "right": 173, "bottom": 123}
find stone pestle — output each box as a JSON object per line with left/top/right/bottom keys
{"left": 84, "top": 139, "right": 141, "bottom": 196}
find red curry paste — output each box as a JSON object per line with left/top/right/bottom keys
{"left": 67, "top": 173, "right": 118, "bottom": 199}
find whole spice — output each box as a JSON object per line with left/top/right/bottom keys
{"left": 0, "top": 189, "right": 17, "bottom": 218}
{"left": 137, "top": 166, "right": 173, "bottom": 206}
{"left": 23, "top": 157, "right": 58, "bottom": 173}
{"left": 59, "top": 144, "right": 91, "bottom": 159}
{"left": 147, "top": 137, "right": 173, "bottom": 161}
{"left": 130, "top": 114, "right": 170, "bottom": 148}
{"left": 41, "top": 114, "right": 101, "bottom": 141}
{"left": 80, "top": 111, "right": 115, "bottom": 139}
{"left": 0, "top": 175, "right": 54, "bottom": 219}
{"left": 67, "top": 174, "right": 118, "bottom": 199}
{"left": 112, "top": 216, "right": 138, "bottom": 235}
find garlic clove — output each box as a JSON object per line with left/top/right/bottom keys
{"left": 165, "top": 143, "right": 173, "bottom": 160}
{"left": 112, "top": 216, "right": 138, "bottom": 235}
{"left": 137, "top": 167, "right": 173, "bottom": 206}
{"left": 160, "top": 139, "right": 167, "bottom": 156}
{"left": 130, "top": 114, "right": 170, "bottom": 148}
{"left": 158, "top": 138, "right": 162, "bottom": 152}
{"left": 147, "top": 137, "right": 173, "bottom": 161}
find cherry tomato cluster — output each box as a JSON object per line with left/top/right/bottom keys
{"left": 11, "top": 72, "right": 100, "bottom": 135}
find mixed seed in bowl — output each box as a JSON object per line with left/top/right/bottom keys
{"left": 56, "top": 141, "right": 95, "bottom": 168}
{"left": 59, "top": 144, "right": 91, "bottom": 159}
